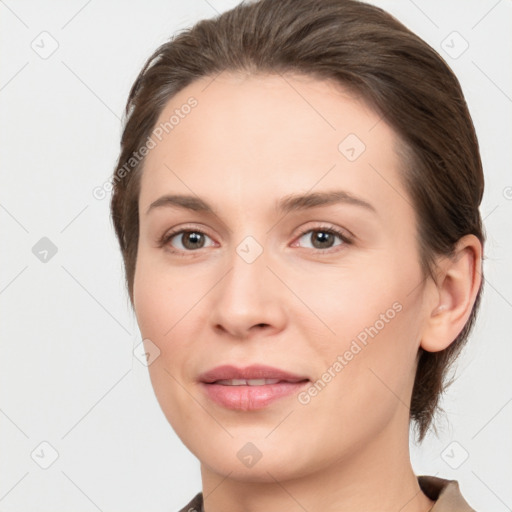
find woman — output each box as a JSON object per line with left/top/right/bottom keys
{"left": 110, "top": 0, "right": 484, "bottom": 510}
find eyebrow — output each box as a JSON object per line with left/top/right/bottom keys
{"left": 145, "top": 190, "right": 377, "bottom": 216}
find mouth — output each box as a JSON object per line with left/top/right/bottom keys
{"left": 198, "top": 365, "right": 310, "bottom": 410}
{"left": 212, "top": 378, "right": 307, "bottom": 386}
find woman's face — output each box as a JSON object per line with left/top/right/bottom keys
{"left": 134, "top": 73, "right": 430, "bottom": 481}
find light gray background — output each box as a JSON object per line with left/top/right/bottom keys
{"left": 1, "top": 1, "right": 511, "bottom": 511}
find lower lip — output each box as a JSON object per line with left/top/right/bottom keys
{"left": 200, "top": 381, "right": 309, "bottom": 410}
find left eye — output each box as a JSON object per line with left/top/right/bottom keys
{"left": 296, "top": 229, "right": 346, "bottom": 250}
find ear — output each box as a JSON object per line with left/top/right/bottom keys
{"left": 420, "top": 234, "right": 483, "bottom": 353}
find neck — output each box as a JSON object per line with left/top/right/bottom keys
{"left": 199, "top": 416, "right": 434, "bottom": 512}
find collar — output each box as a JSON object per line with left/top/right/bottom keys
{"left": 179, "top": 475, "right": 476, "bottom": 512}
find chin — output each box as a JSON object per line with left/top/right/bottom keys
{"left": 193, "top": 438, "right": 317, "bottom": 483}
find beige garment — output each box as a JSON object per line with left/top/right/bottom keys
{"left": 418, "top": 475, "right": 476, "bottom": 511}
{"left": 177, "top": 475, "right": 477, "bottom": 512}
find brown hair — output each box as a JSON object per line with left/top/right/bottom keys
{"left": 110, "top": 0, "right": 485, "bottom": 442}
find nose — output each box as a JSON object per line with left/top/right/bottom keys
{"left": 208, "top": 245, "right": 288, "bottom": 340}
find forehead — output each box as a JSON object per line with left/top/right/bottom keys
{"left": 145, "top": 71, "right": 387, "bottom": 162}
{"left": 139, "top": 72, "right": 409, "bottom": 220}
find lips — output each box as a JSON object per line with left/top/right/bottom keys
{"left": 198, "top": 364, "right": 310, "bottom": 410}
{"left": 198, "top": 364, "right": 309, "bottom": 384}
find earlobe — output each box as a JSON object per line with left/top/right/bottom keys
{"left": 420, "top": 234, "right": 483, "bottom": 353}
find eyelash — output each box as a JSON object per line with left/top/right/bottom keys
{"left": 157, "top": 224, "right": 353, "bottom": 256}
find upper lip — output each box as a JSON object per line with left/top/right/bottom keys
{"left": 199, "top": 364, "right": 310, "bottom": 383}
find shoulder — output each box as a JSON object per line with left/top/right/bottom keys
{"left": 418, "top": 475, "right": 477, "bottom": 511}
{"left": 176, "top": 492, "right": 203, "bottom": 512}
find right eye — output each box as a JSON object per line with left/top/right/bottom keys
{"left": 164, "top": 230, "right": 216, "bottom": 252}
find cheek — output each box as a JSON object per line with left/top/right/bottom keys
{"left": 133, "top": 253, "right": 213, "bottom": 377}
{"left": 134, "top": 252, "right": 200, "bottom": 339}
{"left": 133, "top": 256, "right": 206, "bottom": 433}
{"left": 290, "top": 254, "right": 422, "bottom": 404}
{"left": 294, "top": 294, "right": 421, "bottom": 452}
{"left": 287, "top": 259, "right": 404, "bottom": 345}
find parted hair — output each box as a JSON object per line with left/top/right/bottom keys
{"left": 110, "top": 0, "right": 485, "bottom": 442}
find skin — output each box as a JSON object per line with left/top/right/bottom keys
{"left": 133, "top": 72, "right": 482, "bottom": 512}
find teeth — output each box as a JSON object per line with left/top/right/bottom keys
{"left": 215, "top": 378, "right": 281, "bottom": 386}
